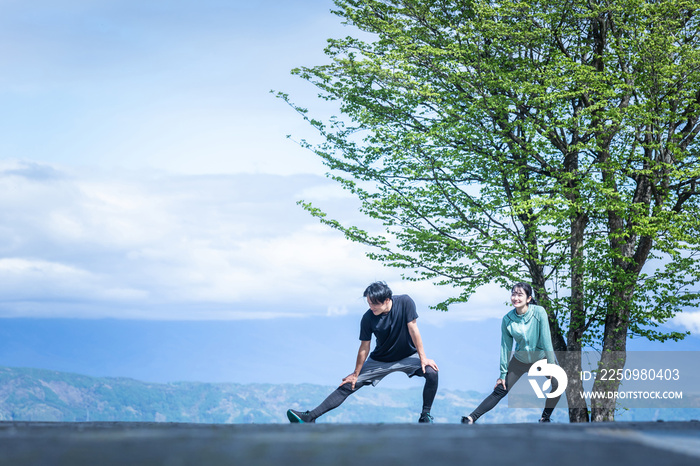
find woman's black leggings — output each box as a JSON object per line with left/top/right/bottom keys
{"left": 468, "top": 357, "right": 561, "bottom": 422}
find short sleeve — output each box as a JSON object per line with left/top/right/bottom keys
{"left": 359, "top": 312, "right": 372, "bottom": 341}
{"left": 402, "top": 296, "right": 419, "bottom": 322}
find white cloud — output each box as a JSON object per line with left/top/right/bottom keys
{"left": 0, "top": 257, "right": 147, "bottom": 304}
{"left": 0, "top": 160, "right": 505, "bottom": 321}
{"left": 326, "top": 305, "right": 350, "bottom": 317}
{"left": 672, "top": 311, "right": 700, "bottom": 333}
{"left": 0, "top": 161, "right": 390, "bottom": 318}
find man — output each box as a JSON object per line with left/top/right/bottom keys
{"left": 286, "top": 281, "right": 439, "bottom": 423}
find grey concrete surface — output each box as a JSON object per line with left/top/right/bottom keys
{"left": 1, "top": 420, "right": 699, "bottom": 466}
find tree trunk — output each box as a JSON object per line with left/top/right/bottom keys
{"left": 590, "top": 304, "right": 628, "bottom": 421}
{"left": 559, "top": 146, "right": 590, "bottom": 423}
{"left": 564, "top": 210, "right": 590, "bottom": 422}
{"left": 559, "top": 351, "right": 589, "bottom": 422}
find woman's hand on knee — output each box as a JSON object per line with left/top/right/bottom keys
{"left": 495, "top": 378, "right": 506, "bottom": 390}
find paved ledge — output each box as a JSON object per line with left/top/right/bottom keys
{"left": 1, "top": 421, "right": 699, "bottom": 466}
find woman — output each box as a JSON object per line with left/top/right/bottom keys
{"left": 462, "top": 282, "right": 561, "bottom": 423}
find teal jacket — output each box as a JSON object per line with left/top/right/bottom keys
{"left": 499, "top": 304, "right": 555, "bottom": 379}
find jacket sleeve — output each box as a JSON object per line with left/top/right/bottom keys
{"left": 500, "top": 315, "right": 513, "bottom": 379}
{"left": 538, "top": 306, "right": 556, "bottom": 364}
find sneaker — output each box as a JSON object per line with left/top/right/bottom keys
{"left": 461, "top": 416, "right": 474, "bottom": 424}
{"left": 418, "top": 412, "right": 434, "bottom": 423}
{"left": 287, "top": 409, "right": 315, "bottom": 423}
{"left": 538, "top": 416, "right": 551, "bottom": 423}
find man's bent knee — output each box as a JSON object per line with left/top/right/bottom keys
{"left": 413, "top": 365, "right": 438, "bottom": 380}
{"left": 423, "top": 365, "right": 438, "bottom": 381}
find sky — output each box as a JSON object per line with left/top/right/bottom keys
{"left": 1, "top": 0, "right": 699, "bottom": 397}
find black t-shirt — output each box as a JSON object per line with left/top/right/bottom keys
{"left": 359, "top": 294, "right": 419, "bottom": 362}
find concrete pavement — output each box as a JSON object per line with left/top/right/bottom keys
{"left": 1, "top": 420, "right": 699, "bottom": 465}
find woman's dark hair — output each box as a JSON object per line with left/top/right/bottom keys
{"left": 363, "top": 281, "right": 393, "bottom": 304}
{"left": 512, "top": 282, "right": 538, "bottom": 305}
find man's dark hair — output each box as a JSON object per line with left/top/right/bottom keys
{"left": 363, "top": 281, "right": 392, "bottom": 304}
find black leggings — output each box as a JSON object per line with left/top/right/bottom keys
{"left": 309, "top": 365, "right": 439, "bottom": 420}
{"left": 468, "top": 357, "right": 560, "bottom": 422}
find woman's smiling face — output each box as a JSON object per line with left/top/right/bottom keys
{"left": 511, "top": 286, "right": 532, "bottom": 311}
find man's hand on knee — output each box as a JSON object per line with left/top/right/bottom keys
{"left": 341, "top": 373, "right": 359, "bottom": 390}
{"left": 421, "top": 357, "right": 439, "bottom": 374}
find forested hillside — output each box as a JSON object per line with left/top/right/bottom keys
{"left": 1, "top": 367, "right": 694, "bottom": 423}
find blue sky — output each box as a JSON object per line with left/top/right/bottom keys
{"left": 1, "top": 0, "right": 699, "bottom": 394}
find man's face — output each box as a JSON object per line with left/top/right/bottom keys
{"left": 368, "top": 297, "right": 392, "bottom": 315}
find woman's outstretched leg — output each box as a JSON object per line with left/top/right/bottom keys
{"left": 465, "top": 358, "right": 529, "bottom": 423}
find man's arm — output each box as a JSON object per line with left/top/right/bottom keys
{"left": 407, "top": 319, "right": 439, "bottom": 373}
{"left": 341, "top": 340, "right": 371, "bottom": 390}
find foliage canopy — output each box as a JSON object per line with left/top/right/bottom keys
{"left": 282, "top": 0, "right": 700, "bottom": 420}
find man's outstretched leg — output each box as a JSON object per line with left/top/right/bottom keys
{"left": 287, "top": 382, "right": 359, "bottom": 423}
{"left": 286, "top": 409, "right": 315, "bottom": 423}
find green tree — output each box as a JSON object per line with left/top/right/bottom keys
{"left": 281, "top": 0, "right": 700, "bottom": 422}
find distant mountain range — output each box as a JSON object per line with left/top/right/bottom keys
{"left": 1, "top": 366, "right": 697, "bottom": 424}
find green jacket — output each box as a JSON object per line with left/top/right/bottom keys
{"left": 499, "top": 304, "right": 555, "bottom": 379}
